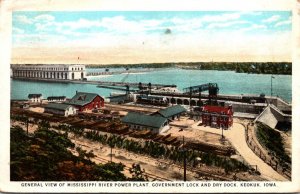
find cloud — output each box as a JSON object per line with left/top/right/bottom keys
{"left": 12, "top": 27, "right": 24, "bottom": 34}
{"left": 201, "top": 13, "right": 241, "bottom": 22}
{"left": 262, "top": 15, "right": 281, "bottom": 23}
{"left": 274, "top": 20, "right": 292, "bottom": 27}
{"left": 207, "top": 21, "right": 249, "bottom": 29}
{"left": 240, "top": 24, "right": 267, "bottom": 32}
{"left": 15, "top": 14, "right": 55, "bottom": 25}
{"left": 13, "top": 33, "right": 68, "bottom": 47}
{"left": 57, "top": 18, "right": 102, "bottom": 30}
{"left": 15, "top": 15, "right": 33, "bottom": 24}
{"left": 12, "top": 12, "right": 290, "bottom": 61}
{"left": 35, "top": 14, "right": 55, "bottom": 22}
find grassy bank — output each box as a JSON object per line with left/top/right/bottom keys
{"left": 256, "top": 122, "right": 291, "bottom": 164}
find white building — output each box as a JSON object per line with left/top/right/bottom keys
{"left": 11, "top": 64, "right": 86, "bottom": 80}
{"left": 28, "top": 94, "right": 43, "bottom": 103}
{"left": 47, "top": 96, "right": 67, "bottom": 102}
{"left": 44, "top": 103, "right": 76, "bottom": 117}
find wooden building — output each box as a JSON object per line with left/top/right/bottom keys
{"left": 66, "top": 92, "right": 104, "bottom": 112}
{"left": 154, "top": 105, "right": 186, "bottom": 120}
{"left": 201, "top": 105, "right": 233, "bottom": 129}
{"left": 28, "top": 94, "right": 42, "bottom": 103}
{"left": 44, "top": 103, "right": 76, "bottom": 117}
{"left": 121, "top": 112, "right": 169, "bottom": 134}
{"left": 47, "top": 96, "right": 66, "bottom": 102}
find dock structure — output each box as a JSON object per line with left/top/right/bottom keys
{"left": 11, "top": 76, "right": 176, "bottom": 90}
{"left": 86, "top": 69, "right": 153, "bottom": 76}
{"left": 96, "top": 81, "right": 176, "bottom": 89}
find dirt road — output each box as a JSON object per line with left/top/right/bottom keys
{"left": 191, "top": 121, "right": 287, "bottom": 181}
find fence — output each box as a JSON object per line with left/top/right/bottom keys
{"left": 245, "top": 123, "right": 291, "bottom": 179}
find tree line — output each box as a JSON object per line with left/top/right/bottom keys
{"left": 86, "top": 62, "right": 291, "bottom": 75}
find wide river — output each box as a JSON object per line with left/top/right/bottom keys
{"left": 11, "top": 68, "right": 292, "bottom": 102}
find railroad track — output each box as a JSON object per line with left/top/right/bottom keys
{"left": 94, "top": 156, "right": 171, "bottom": 181}
{"left": 70, "top": 147, "right": 170, "bottom": 181}
{"left": 73, "top": 139, "right": 233, "bottom": 181}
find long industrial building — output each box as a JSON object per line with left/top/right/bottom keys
{"left": 11, "top": 64, "right": 86, "bottom": 80}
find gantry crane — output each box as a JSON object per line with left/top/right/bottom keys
{"left": 183, "top": 83, "right": 219, "bottom": 108}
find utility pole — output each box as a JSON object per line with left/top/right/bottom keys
{"left": 271, "top": 75, "right": 275, "bottom": 97}
{"left": 26, "top": 118, "right": 29, "bottom": 136}
{"left": 221, "top": 125, "right": 224, "bottom": 139}
{"left": 109, "top": 139, "right": 113, "bottom": 163}
{"left": 189, "top": 87, "right": 192, "bottom": 112}
{"left": 110, "top": 145, "right": 112, "bottom": 163}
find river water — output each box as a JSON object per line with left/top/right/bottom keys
{"left": 11, "top": 68, "right": 292, "bottom": 102}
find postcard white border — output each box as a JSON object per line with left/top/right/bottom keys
{"left": 0, "top": 0, "right": 299, "bottom": 193}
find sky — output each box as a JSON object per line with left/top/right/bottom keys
{"left": 11, "top": 11, "right": 292, "bottom": 64}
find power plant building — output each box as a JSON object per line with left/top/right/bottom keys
{"left": 11, "top": 64, "right": 86, "bottom": 80}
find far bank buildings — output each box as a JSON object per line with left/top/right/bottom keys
{"left": 11, "top": 64, "right": 86, "bottom": 80}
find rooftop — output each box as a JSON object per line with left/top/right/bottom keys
{"left": 157, "top": 105, "right": 186, "bottom": 118}
{"left": 45, "top": 103, "right": 73, "bottom": 111}
{"left": 121, "top": 112, "right": 167, "bottom": 129}
{"left": 47, "top": 96, "right": 66, "bottom": 100}
{"left": 67, "top": 92, "right": 102, "bottom": 106}
{"left": 28, "top": 94, "right": 42, "bottom": 98}
{"left": 202, "top": 105, "right": 233, "bottom": 115}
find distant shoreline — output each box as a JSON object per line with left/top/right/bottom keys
{"left": 11, "top": 62, "right": 292, "bottom": 75}
{"left": 86, "top": 62, "right": 292, "bottom": 75}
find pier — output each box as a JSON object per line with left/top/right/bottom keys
{"left": 12, "top": 77, "right": 176, "bottom": 90}
{"left": 96, "top": 81, "right": 176, "bottom": 89}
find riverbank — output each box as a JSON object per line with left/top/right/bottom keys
{"left": 84, "top": 62, "right": 291, "bottom": 75}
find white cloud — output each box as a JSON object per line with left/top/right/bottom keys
{"left": 201, "top": 13, "right": 241, "bottom": 22}
{"left": 15, "top": 14, "right": 55, "bottom": 25}
{"left": 13, "top": 33, "right": 68, "bottom": 47}
{"left": 35, "top": 14, "right": 55, "bottom": 22}
{"left": 15, "top": 15, "right": 33, "bottom": 24}
{"left": 240, "top": 24, "right": 267, "bottom": 32}
{"left": 262, "top": 15, "right": 281, "bottom": 23}
{"left": 100, "top": 16, "right": 144, "bottom": 33}
{"left": 207, "top": 21, "right": 249, "bottom": 29}
{"left": 274, "top": 20, "right": 291, "bottom": 27}
{"left": 57, "top": 18, "right": 102, "bottom": 30}
{"left": 12, "top": 27, "right": 24, "bottom": 34}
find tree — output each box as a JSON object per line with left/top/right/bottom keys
{"left": 129, "top": 163, "right": 148, "bottom": 181}
{"left": 10, "top": 126, "right": 128, "bottom": 181}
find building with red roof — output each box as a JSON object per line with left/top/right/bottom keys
{"left": 201, "top": 105, "right": 233, "bottom": 129}
{"left": 66, "top": 92, "right": 104, "bottom": 112}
